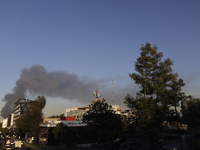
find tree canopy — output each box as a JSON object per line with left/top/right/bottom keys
{"left": 124, "top": 43, "right": 186, "bottom": 150}
{"left": 48, "top": 113, "right": 64, "bottom": 118}
{"left": 181, "top": 97, "right": 200, "bottom": 128}
{"left": 83, "top": 99, "right": 123, "bottom": 146}
{"left": 15, "top": 95, "right": 46, "bottom": 138}
{"left": 53, "top": 122, "right": 68, "bottom": 145}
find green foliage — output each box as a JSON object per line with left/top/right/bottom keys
{"left": 162, "top": 135, "right": 179, "bottom": 140}
{"left": 15, "top": 114, "right": 30, "bottom": 135}
{"left": 0, "top": 126, "right": 15, "bottom": 138}
{"left": 48, "top": 115, "right": 60, "bottom": 118}
{"left": 83, "top": 99, "right": 123, "bottom": 144}
{"left": 160, "top": 128, "right": 190, "bottom": 134}
{"left": 15, "top": 95, "right": 46, "bottom": 137}
{"left": 192, "top": 139, "right": 200, "bottom": 149}
{"left": 129, "top": 43, "right": 163, "bottom": 98}
{"left": 125, "top": 95, "right": 158, "bottom": 133}
{"left": 182, "top": 97, "right": 200, "bottom": 128}
{"left": 125, "top": 43, "right": 186, "bottom": 150}
{"left": 0, "top": 127, "right": 9, "bottom": 135}
{"left": 48, "top": 113, "right": 64, "bottom": 118}
{"left": 53, "top": 122, "right": 68, "bottom": 144}
{"left": 125, "top": 43, "right": 185, "bottom": 127}
{"left": 0, "top": 123, "right": 2, "bottom": 132}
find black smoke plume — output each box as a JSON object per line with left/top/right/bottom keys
{"left": 1, "top": 64, "right": 99, "bottom": 118}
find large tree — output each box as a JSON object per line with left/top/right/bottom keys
{"left": 15, "top": 95, "right": 46, "bottom": 139}
{"left": 124, "top": 43, "right": 185, "bottom": 150}
{"left": 83, "top": 99, "right": 123, "bottom": 148}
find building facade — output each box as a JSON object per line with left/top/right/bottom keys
{"left": 14, "top": 98, "right": 33, "bottom": 125}
{"left": 65, "top": 104, "right": 122, "bottom": 121}
{"left": 65, "top": 106, "right": 89, "bottom": 121}
{"left": 7, "top": 113, "right": 14, "bottom": 128}
{"left": 2, "top": 118, "right": 8, "bottom": 128}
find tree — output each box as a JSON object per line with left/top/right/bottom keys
{"left": 124, "top": 94, "right": 158, "bottom": 131}
{"left": 29, "top": 95, "right": 46, "bottom": 135}
{"left": 15, "top": 95, "right": 46, "bottom": 140}
{"left": 0, "top": 126, "right": 12, "bottom": 137}
{"left": 166, "top": 78, "right": 186, "bottom": 124}
{"left": 15, "top": 114, "right": 32, "bottom": 137}
{"left": 48, "top": 113, "right": 64, "bottom": 118}
{"left": 53, "top": 122, "right": 68, "bottom": 146}
{"left": 129, "top": 43, "right": 163, "bottom": 99}
{"left": 125, "top": 43, "right": 185, "bottom": 150}
{"left": 181, "top": 97, "right": 200, "bottom": 128}
{"left": 83, "top": 99, "right": 123, "bottom": 147}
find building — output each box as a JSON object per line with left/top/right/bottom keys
{"left": 181, "top": 99, "right": 188, "bottom": 110}
{"left": 43, "top": 118, "right": 61, "bottom": 124}
{"left": 111, "top": 105, "right": 121, "bottom": 114}
{"left": 65, "top": 106, "right": 89, "bottom": 121}
{"left": 65, "top": 104, "right": 122, "bottom": 121}
{"left": 40, "top": 120, "right": 86, "bottom": 128}
{"left": 7, "top": 113, "right": 14, "bottom": 128}
{"left": 2, "top": 118, "right": 8, "bottom": 128}
{"left": 14, "top": 98, "right": 33, "bottom": 125}
{"left": 38, "top": 120, "right": 86, "bottom": 146}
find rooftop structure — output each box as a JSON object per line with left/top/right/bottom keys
{"left": 40, "top": 120, "right": 86, "bottom": 128}
{"left": 111, "top": 105, "right": 121, "bottom": 114}
{"left": 43, "top": 118, "right": 61, "bottom": 124}
{"left": 65, "top": 106, "right": 89, "bottom": 121}
{"left": 92, "top": 89, "right": 101, "bottom": 103}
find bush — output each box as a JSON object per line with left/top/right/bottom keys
{"left": 195, "top": 133, "right": 200, "bottom": 138}
{"left": 162, "top": 135, "right": 179, "bottom": 141}
{"left": 192, "top": 139, "right": 200, "bottom": 149}
{"left": 160, "top": 129, "right": 190, "bottom": 134}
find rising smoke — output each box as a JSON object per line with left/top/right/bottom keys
{"left": 1, "top": 64, "right": 101, "bottom": 118}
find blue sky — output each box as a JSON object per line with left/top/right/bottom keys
{"left": 0, "top": 0, "right": 200, "bottom": 118}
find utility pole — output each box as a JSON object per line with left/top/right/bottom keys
{"left": 111, "top": 78, "right": 114, "bottom": 104}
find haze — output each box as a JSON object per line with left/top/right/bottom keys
{"left": 0, "top": 0, "right": 200, "bottom": 118}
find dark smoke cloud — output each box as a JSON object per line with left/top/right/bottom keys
{"left": 1, "top": 64, "right": 100, "bottom": 118}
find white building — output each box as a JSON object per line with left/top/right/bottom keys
{"left": 65, "top": 104, "right": 122, "bottom": 121}
{"left": 40, "top": 120, "right": 86, "bottom": 128}
{"left": 2, "top": 118, "right": 8, "bottom": 128}
{"left": 111, "top": 105, "right": 121, "bottom": 114}
{"left": 10, "top": 113, "right": 14, "bottom": 127}
{"left": 65, "top": 106, "right": 89, "bottom": 121}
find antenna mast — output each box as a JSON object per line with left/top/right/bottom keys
{"left": 92, "top": 89, "right": 101, "bottom": 103}
{"left": 111, "top": 77, "right": 114, "bottom": 104}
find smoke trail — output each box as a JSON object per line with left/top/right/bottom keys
{"left": 1, "top": 64, "right": 99, "bottom": 118}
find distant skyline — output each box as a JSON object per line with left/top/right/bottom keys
{"left": 1, "top": 0, "right": 200, "bottom": 118}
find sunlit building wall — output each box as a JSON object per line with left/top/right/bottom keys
{"left": 2, "top": 118, "right": 8, "bottom": 128}
{"left": 65, "top": 105, "right": 122, "bottom": 121}
{"left": 65, "top": 106, "right": 89, "bottom": 121}
{"left": 13, "top": 98, "right": 33, "bottom": 126}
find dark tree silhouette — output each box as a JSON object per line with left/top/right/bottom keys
{"left": 83, "top": 99, "right": 123, "bottom": 147}
{"left": 125, "top": 43, "right": 186, "bottom": 150}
